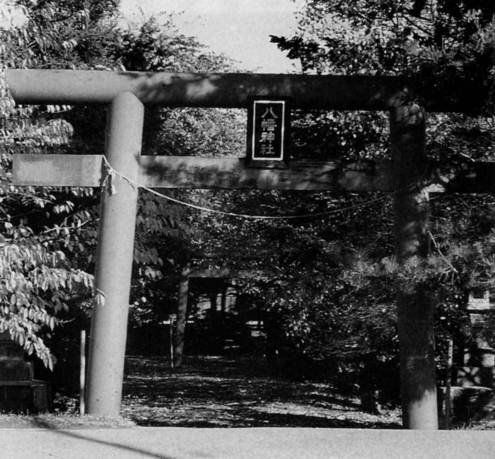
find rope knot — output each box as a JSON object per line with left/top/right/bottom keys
{"left": 101, "top": 156, "right": 117, "bottom": 195}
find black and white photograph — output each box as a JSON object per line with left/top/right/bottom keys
{"left": 1, "top": 1, "right": 495, "bottom": 457}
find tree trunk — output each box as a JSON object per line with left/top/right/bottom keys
{"left": 209, "top": 292, "right": 218, "bottom": 318}
{"left": 359, "top": 357, "right": 381, "bottom": 414}
{"left": 173, "top": 265, "right": 190, "bottom": 368}
{"left": 391, "top": 102, "right": 438, "bottom": 429}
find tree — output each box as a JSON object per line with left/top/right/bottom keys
{"left": 0, "top": 0, "right": 119, "bottom": 368}
{"left": 264, "top": 0, "right": 495, "bottom": 422}
{"left": 1, "top": 1, "right": 249, "bottom": 378}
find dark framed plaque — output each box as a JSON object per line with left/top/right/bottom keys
{"left": 247, "top": 98, "right": 289, "bottom": 167}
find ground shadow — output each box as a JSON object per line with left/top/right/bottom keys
{"left": 31, "top": 417, "right": 175, "bottom": 459}
{"left": 122, "top": 355, "right": 401, "bottom": 428}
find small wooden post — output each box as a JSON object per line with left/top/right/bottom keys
{"left": 86, "top": 92, "right": 144, "bottom": 416}
{"left": 391, "top": 102, "right": 438, "bottom": 429}
{"left": 79, "top": 329, "right": 86, "bottom": 415}
{"left": 169, "top": 316, "right": 174, "bottom": 369}
{"left": 445, "top": 337, "right": 454, "bottom": 428}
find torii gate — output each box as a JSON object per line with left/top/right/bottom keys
{"left": 6, "top": 69, "right": 493, "bottom": 429}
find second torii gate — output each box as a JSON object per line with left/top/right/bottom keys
{"left": 6, "top": 69, "right": 493, "bottom": 428}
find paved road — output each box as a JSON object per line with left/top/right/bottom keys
{"left": 1, "top": 427, "right": 494, "bottom": 459}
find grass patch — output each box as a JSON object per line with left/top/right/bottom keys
{"left": 0, "top": 413, "right": 135, "bottom": 429}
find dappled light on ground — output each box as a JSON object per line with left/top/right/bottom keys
{"left": 121, "top": 355, "right": 401, "bottom": 428}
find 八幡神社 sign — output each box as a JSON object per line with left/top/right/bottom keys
{"left": 247, "top": 99, "right": 288, "bottom": 165}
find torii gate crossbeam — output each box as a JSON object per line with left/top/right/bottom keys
{"left": 6, "top": 69, "right": 488, "bottom": 428}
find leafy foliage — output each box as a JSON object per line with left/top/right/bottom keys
{"left": 0, "top": 2, "right": 244, "bottom": 369}
{"left": 0, "top": 0, "right": 106, "bottom": 365}
{"left": 214, "top": 0, "right": 495, "bottom": 403}
{"left": 273, "top": 1, "right": 495, "bottom": 80}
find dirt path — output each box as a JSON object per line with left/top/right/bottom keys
{"left": 120, "top": 355, "right": 401, "bottom": 428}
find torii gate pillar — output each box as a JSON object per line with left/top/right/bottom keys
{"left": 86, "top": 92, "right": 144, "bottom": 415}
{"left": 392, "top": 103, "right": 438, "bottom": 429}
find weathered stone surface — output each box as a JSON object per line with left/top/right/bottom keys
{"left": 0, "top": 333, "right": 49, "bottom": 413}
